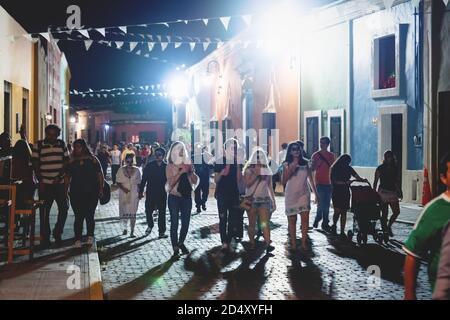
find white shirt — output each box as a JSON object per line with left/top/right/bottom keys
{"left": 111, "top": 150, "right": 121, "bottom": 165}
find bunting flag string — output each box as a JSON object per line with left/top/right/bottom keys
{"left": 21, "top": 13, "right": 254, "bottom": 38}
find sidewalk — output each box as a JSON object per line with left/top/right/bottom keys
{"left": 0, "top": 205, "right": 103, "bottom": 300}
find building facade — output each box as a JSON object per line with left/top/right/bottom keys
{"left": 0, "top": 6, "right": 36, "bottom": 142}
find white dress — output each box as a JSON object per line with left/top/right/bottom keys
{"left": 116, "top": 166, "right": 142, "bottom": 217}
{"left": 284, "top": 164, "right": 311, "bottom": 216}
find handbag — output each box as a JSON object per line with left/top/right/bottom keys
{"left": 177, "top": 173, "right": 193, "bottom": 198}
{"left": 239, "top": 177, "right": 262, "bottom": 211}
{"left": 99, "top": 179, "right": 111, "bottom": 205}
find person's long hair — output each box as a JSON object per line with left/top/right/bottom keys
{"left": 71, "top": 139, "right": 93, "bottom": 161}
{"left": 166, "top": 141, "right": 190, "bottom": 165}
{"left": 12, "top": 140, "right": 31, "bottom": 163}
{"left": 382, "top": 150, "right": 398, "bottom": 168}
{"left": 284, "top": 141, "right": 307, "bottom": 165}
{"left": 243, "top": 147, "right": 269, "bottom": 172}
{"left": 330, "top": 154, "right": 352, "bottom": 176}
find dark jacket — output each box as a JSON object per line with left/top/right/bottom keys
{"left": 139, "top": 160, "right": 167, "bottom": 196}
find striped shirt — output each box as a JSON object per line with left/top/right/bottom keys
{"left": 32, "top": 139, "right": 69, "bottom": 184}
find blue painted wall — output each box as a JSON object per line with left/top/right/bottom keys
{"left": 351, "top": 2, "right": 423, "bottom": 170}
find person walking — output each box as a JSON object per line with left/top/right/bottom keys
{"left": 311, "top": 137, "right": 336, "bottom": 231}
{"left": 433, "top": 220, "right": 450, "bottom": 300}
{"left": 329, "top": 154, "right": 367, "bottom": 237}
{"left": 66, "top": 139, "right": 104, "bottom": 247}
{"left": 121, "top": 143, "right": 136, "bottom": 166}
{"left": 116, "top": 154, "right": 141, "bottom": 237}
{"left": 404, "top": 152, "right": 450, "bottom": 300}
{"left": 139, "top": 147, "right": 168, "bottom": 238}
{"left": 141, "top": 143, "right": 151, "bottom": 168}
{"left": 373, "top": 150, "right": 402, "bottom": 237}
{"left": 110, "top": 144, "right": 121, "bottom": 185}
{"left": 31, "top": 124, "right": 70, "bottom": 247}
{"left": 166, "top": 141, "right": 199, "bottom": 258}
{"left": 281, "top": 141, "right": 319, "bottom": 254}
{"left": 194, "top": 145, "right": 213, "bottom": 214}
{"left": 243, "top": 148, "right": 276, "bottom": 253}
{"left": 97, "top": 145, "right": 110, "bottom": 179}
{"left": 214, "top": 138, "right": 244, "bottom": 252}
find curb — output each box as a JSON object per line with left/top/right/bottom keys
{"left": 87, "top": 240, "right": 104, "bottom": 300}
{"left": 396, "top": 219, "right": 415, "bottom": 226}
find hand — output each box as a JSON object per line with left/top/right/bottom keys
{"left": 314, "top": 193, "right": 320, "bottom": 205}
{"left": 122, "top": 187, "right": 130, "bottom": 193}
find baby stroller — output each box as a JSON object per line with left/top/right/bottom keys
{"left": 347, "top": 181, "right": 389, "bottom": 245}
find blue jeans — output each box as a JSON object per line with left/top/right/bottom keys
{"left": 314, "top": 184, "right": 332, "bottom": 227}
{"left": 168, "top": 194, "right": 192, "bottom": 249}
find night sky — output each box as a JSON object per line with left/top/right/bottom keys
{"left": 0, "top": 0, "right": 333, "bottom": 108}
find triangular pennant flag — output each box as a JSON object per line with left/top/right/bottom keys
{"left": 90, "top": 94, "right": 94, "bottom": 97}
{"left": 220, "top": 17, "right": 231, "bottom": 31}
{"left": 73, "top": 89, "right": 79, "bottom": 94}
{"left": 174, "top": 42, "right": 182, "bottom": 49}
{"left": 203, "top": 42, "right": 210, "bottom": 51}
{"left": 161, "top": 42, "right": 168, "bottom": 51}
{"left": 97, "top": 28, "right": 106, "bottom": 37}
{"left": 242, "top": 15, "right": 252, "bottom": 27}
{"left": 84, "top": 40, "right": 93, "bottom": 51}
{"left": 107, "top": 41, "right": 112, "bottom": 47}
{"left": 136, "top": 50, "right": 141, "bottom": 55}
{"left": 116, "top": 41, "right": 124, "bottom": 49}
{"left": 82, "top": 94, "right": 86, "bottom": 98}
{"left": 53, "top": 39, "right": 59, "bottom": 46}
{"left": 444, "top": 0, "right": 449, "bottom": 6}
{"left": 129, "top": 42, "right": 138, "bottom": 51}
{"left": 147, "top": 35, "right": 153, "bottom": 40}
{"left": 40, "top": 32, "right": 50, "bottom": 42}
{"left": 145, "top": 85, "right": 149, "bottom": 90}
{"left": 156, "top": 35, "right": 162, "bottom": 42}
{"left": 104, "top": 94, "right": 108, "bottom": 98}
{"left": 144, "top": 53, "right": 150, "bottom": 57}
{"left": 97, "top": 94, "right": 101, "bottom": 98}
{"left": 78, "top": 29, "right": 90, "bottom": 38}
{"left": 148, "top": 42, "right": 154, "bottom": 52}
{"left": 383, "top": 0, "right": 395, "bottom": 9}
{"left": 217, "top": 42, "right": 224, "bottom": 49}
{"left": 184, "top": 20, "right": 188, "bottom": 24}
{"left": 167, "top": 36, "right": 171, "bottom": 42}
{"left": 189, "top": 42, "right": 196, "bottom": 51}
{"left": 151, "top": 85, "right": 155, "bottom": 90}
{"left": 151, "top": 93, "right": 156, "bottom": 97}
{"left": 162, "top": 23, "right": 169, "bottom": 28}
{"left": 203, "top": 19, "right": 209, "bottom": 26}
{"left": 119, "top": 26, "right": 127, "bottom": 33}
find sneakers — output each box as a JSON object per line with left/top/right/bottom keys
{"left": 130, "top": 231, "right": 136, "bottom": 238}
{"left": 172, "top": 247, "right": 180, "bottom": 259}
{"left": 330, "top": 224, "right": 337, "bottom": 234}
{"left": 145, "top": 227, "right": 152, "bottom": 236}
{"left": 321, "top": 224, "right": 331, "bottom": 232}
{"left": 180, "top": 243, "right": 190, "bottom": 255}
{"left": 122, "top": 229, "right": 128, "bottom": 236}
{"left": 158, "top": 233, "right": 168, "bottom": 239}
{"left": 74, "top": 240, "right": 82, "bottom": 248}
{"left": 196, "top": 206, "right": 202, "bottom": 214}
{"left": 313, "top": 220, "right": 319, "bottom": 228}
{"left": 388, "top": 226, "right": 394, "bottom": 237}
{"left": 266, "top": 244, "right": 275, "bottom": 253}
{"left": 87, "top": 237, "right": 94, "bottom": 246}
{"left": 202, "top": 204, "right": 207, "bottom": 211}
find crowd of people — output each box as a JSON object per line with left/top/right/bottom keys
{"left": 0, "top": 124, "right": 449, "bottom": 299}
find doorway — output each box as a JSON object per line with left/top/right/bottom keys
{"left": 4, "top": 82, "right": 12, "bottom": 135}
{"left": 327, "top": 109, "right": 345, "bottom": 157}
{"left": 379, "top": 105, "right": 407, "bottom": 186}
{"left": 304, "top": 111, "right": 322, "bottom": 159}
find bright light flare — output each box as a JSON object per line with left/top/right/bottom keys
{"left": 167, "top": 74, "right": 189, "bottom": 99}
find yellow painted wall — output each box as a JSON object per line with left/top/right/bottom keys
{"left": 0, "top": 6, "right": 34, "bottom": 143}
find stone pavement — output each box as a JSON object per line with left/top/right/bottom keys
{"left": 96, "top": 188, "right": 432, "bottom": 300}
{"left": 0, "top": 204, "right": 102, "bottom": 300}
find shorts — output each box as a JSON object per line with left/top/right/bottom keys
{"left": 378, "top": 188, "right": 399, "bottom": 204}
{"left": 252, "top": 201, "right": 272, "bottom": 210}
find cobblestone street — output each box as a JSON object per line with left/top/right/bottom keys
{"left": 95, "top": 188, "right": 432, "bottom": 300}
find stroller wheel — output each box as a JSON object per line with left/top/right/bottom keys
{"left": 376, "top": 232, "right": 384, "bottom": 244}
{"left": 356, "top": 233, "right": 362, "bottom": 245}
{"left": 347, "top": 230, "right": 354, "bottom": 241}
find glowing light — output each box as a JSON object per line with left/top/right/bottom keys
{"left": 167, "top": 74, "right": 189, "bottom": 99}
{"left": 70, "top": 116, "right": 76, "bottom": 124}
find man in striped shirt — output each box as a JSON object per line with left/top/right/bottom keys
{"left": 32, "top": 124, "right": 70, "bottom": 247}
